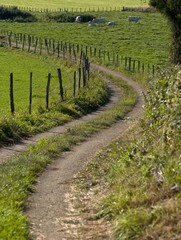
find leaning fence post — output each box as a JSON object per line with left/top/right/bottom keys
{"left": 27, "top": 35, "right": 31, "bottom": 52}
{"left": 10, "top": 73, "right": 15, "bottom": 114}
{"left": 57, "top": 68, "right": 64, "bottom": 101}
{"left": 29, "top": 72, "right": 33, "bottom": 114}
{"left": 152, "top": 65, "right": 155, "bottom": 76}
{"left": 46, "top": 73, "right": 51, "bottom": 109}
{"left": 57, "top": 41, "right": 60, "bottom": 57}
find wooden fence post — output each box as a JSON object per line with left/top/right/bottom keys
{"left": 94, "top": 47, "right": 96, "bottom": 57}
{"left": 45, "top": 38, "right": 49, "bottom": 55}
{"left": 29, "top": 72, "right": 33, "bottom": 114}
{"left": 147, "top": 64, "right": 150, "bottom": 73}
{"left": 34, "top": 37, "right": 38, "bottom": 53}
{"left": 83, "top": 67, "right": 86, "bottom": 87}
{"left": 46, "top": 73, "right": 51, "bottom": 109}
{"left": 128, "top": 57, "right": 131, "bottom": 71}
{"left": 22, "top": 34, "right": 25, "bottom": 50}
{"left": 28, "top": 35, "right": 31, "bottom": 52}
{"left": 52, "top": 40, "right": 55, "bottom": 55}
{"left": 116, "top": 54, "right": 119, "bottom": 66}
{"left": 8, "top": 34, "right": 11, "bottom": 47}
{"left": 78, "top": 67, "right": 81, "bottom": 90}
{"left": 73, "top": 71, "right": 76, "bottom": 96}
{"left": 39, "top": 38, "right": 43, "bottom": 55}
{"left": 57, "top": 41, "right": 60, "bottom": 58}
{"left": 108, "top": 52, "right": 110, "bottom": 62}
{"left": 99, "top": 49, "right": 101, "bottom": 58}
{"left": 73, "top": 49, "right": 76, "bottom": 61}
{"left": 152, "top": 65, "right": 155, "bottom": 76}
{"left": 10, "top": 73, "right": 15, "bottom": 114}
{"left": 57, "top": 68, "right": 64, "bottom": 101}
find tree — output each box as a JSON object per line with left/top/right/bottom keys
{"left": 149, "top": 0, "right": 181, "bottom": 64}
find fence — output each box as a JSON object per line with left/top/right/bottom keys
{"left": 0, "top": 5, "right": 123, "bottom": 13}
{"left": 0, "top": 29, "right": 155, "bottom": 76}
{"left": 7, "top": 55, "right": 90, "bottom": 114}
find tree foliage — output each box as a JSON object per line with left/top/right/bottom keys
{"left": 149, "top": 0, "right": 181, "bottom": 64}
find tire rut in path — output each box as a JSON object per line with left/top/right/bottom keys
{"left": 26, "top": 66, "right": 144, "bottom": 240}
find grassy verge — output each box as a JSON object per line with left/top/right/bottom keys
{"left": 74, "top": 66, "right": 181, "bottom": 239}
{"left": 0, "top": 71, "right": 137, "bottom": 239}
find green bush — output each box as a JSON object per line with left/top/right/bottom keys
{"left": 143, "top": 65, "right": 181, "bottom": 154}
{"left": 46, "top": 12, "right": 95, "bottom": 23}
{"left": 0, "top": 6, "right": 37, "bottom": 22}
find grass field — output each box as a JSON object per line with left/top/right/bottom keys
{"left": 0, "top": 47, "right": 75, "bottom": 114}
{"left": 0, "top": 0, "right": 149, "bottom": 10}
{"left": 0, "top": 11, "right": 171, "bottom": 67}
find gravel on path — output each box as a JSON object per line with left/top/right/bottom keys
{"left": 26, "top": 65, "right": 144, "bottom": 240}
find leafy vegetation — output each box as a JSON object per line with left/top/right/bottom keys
{"left": 46, "top": 12, "right": 95, "bottom": 23}
{"left": 0, "top": 6, "right": 36, "bottom": 22}
{"left": 76, "top": 66, "right": 181, "bottom": 239}
{"left": 149, "top": 0, "right": 181, "bottom": 64}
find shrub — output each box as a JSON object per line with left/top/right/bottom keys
{"left": 46, "top": 12, "right": 95, "bottom": 23}
{"left": 0, "top": 6, "right": 37, "bottom": 22}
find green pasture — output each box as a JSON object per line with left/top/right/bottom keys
{"left": 0, "top": 47, "right": 75, "bottom": 114}
{"left": 0, "top": 11, "right": 171, "bottom": 67}
{"left": 0, "top": 0, "right": 149, "bottom": 10}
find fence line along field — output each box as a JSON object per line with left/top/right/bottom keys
{"left": 0, "top": 47, "right": 78, "bottom": 114}
{"left": 0, "top": 10, "right": 171, "bottom": 67}
{"left": 0, "top": 0, "right": 149, "bottom": 10}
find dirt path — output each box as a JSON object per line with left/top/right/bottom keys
{"left": 0, "top": 75, "right": 120, "bottom": 164}
{"left": 24, "top": 65, "right": 144, "bottom": 240}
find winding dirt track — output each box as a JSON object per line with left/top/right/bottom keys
{"left": 0, "top": 64, "right": 144, "bottom": 239}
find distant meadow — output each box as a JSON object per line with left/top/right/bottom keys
{"left": 0, "top": 0, "right": 149, "bottom": 9}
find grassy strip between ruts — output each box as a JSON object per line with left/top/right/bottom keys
{"left": 0, "top": 72, "right": 137, "bottom": 239}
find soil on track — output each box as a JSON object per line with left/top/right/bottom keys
{"left": 0, "top": 64, "right": 144, "bottom": 239}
